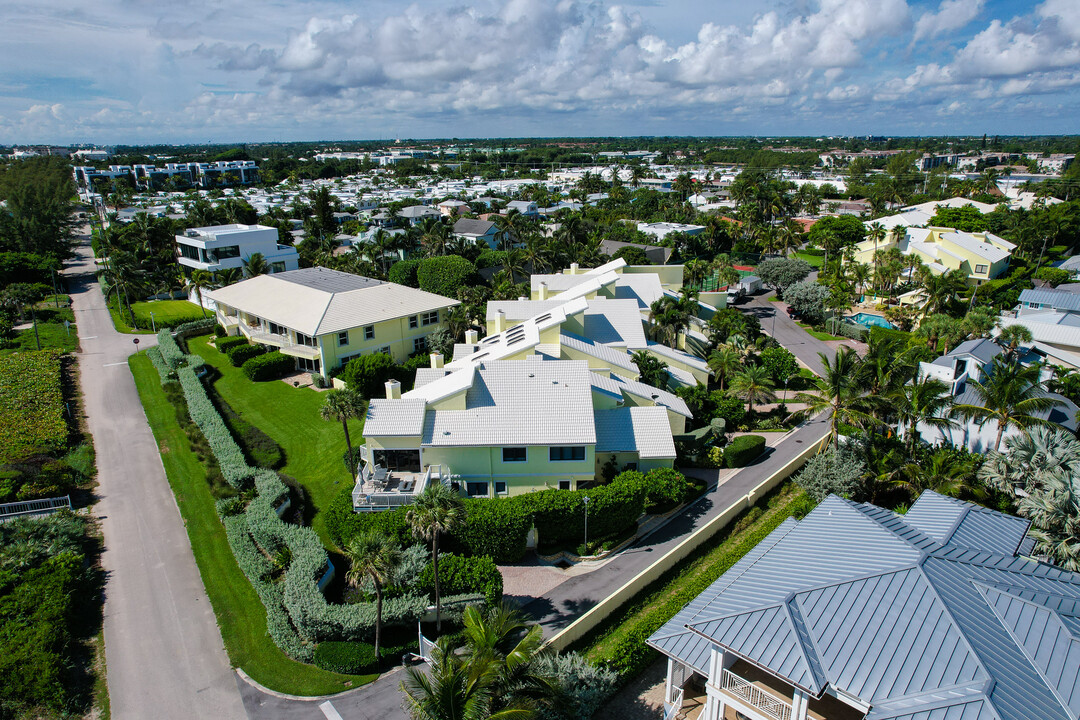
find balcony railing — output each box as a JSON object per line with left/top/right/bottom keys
{"left": 239, "top": 325, "right": 320, "bottom": 359}
{"left": 352, "top": 462, "right": 444, "bottom": 512}
{"left": 720, "top": 669, "right": 792, "bottom": 720}
{"left": 0, "top": 495, "right": 72, "bottom": 522}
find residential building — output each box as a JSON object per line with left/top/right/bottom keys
{"left": 649, "top": 489, "right": 1080, "bottom": 720}
{"left": 506, "top": 200, "right": 539, "bottom": 217}
{"left": 912, "top": 337, "right": 1077, "bottom": 451}
{"left": 437, "top": 199, "right": 470, "bottom": 217}
{"left": 452, "top": 218, "right": 501, "bottom": 249}
{"left": 398, "top": 205, "right": 442, "bottom": 225}
{"left": 599, "top": 239, "right": 673, "bottom": 265}
{"left": 849, "top": 226, "right": 1014, "bottom": 285}
{"left": 206, "top": 266, "right": 459, "bottom": 375}
{"left": 637, "top": 221, "right": 706, "bottom": 240}
{"left": 176, "top": 224, "right": 299, "bottom": 276}
{"left": 998, "top": 288, "right": 1080, "bottom": 355}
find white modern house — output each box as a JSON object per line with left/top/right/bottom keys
{"left": 176, "top": 224, "right": 299, "bottom": 276}
{"left": 506, "top": 200, "right": 539, "bottom": 217}
{"left": 650, "top": 490, "right": 1080, "bottom": 720}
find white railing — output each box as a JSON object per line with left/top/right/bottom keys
{"left": 352, "top": 465, "right": 443, "bottom": 512}
{"left": 662, "top": 686, "right": 684, "bottom": 720}
{"left": 0, "top": 495, "right": 72, "bottom": 522}
{"left": 721, "top": 669, "right": 792, "bottom": 720}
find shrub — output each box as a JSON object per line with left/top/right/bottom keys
{"left": 710, "top": 392, "right": 747, "bottom": 427}
{"left": 173, "top": 318, "right": 217, "bottom": 337}
{"left": 825, "top": 318, "right": 868, "bottom": 341}
{"left": 534, "top": 652, "right": 618, "bottom": 720}
{"left": 723, "top": 435, "right": 766, "bottom": 467}
{"left": 0, "top": 351, "right": 67, "bottom": 464}
{"left": 523, "top": 471, "right": 647, "bottom": 548}
{"left": 227, "top": 343, "right": 267, "bottom": 367}
{"left": 643, "top": 468, "right": 690, "bottom": 513}
{"left": 313, "top": 641, "right": 377, "bottom": 674}
{"left": 216, "top": 336, "right": 249, "bottom": 354}
{"left": 417, "top": 553, "right": 503, "bottom": 605}
{"left": 156, "top": 329, "right": 187, "bottom": 369}
{"left": 339, "top": 353, "right": 397, "bottom": 399}
{"left": 325, "top": 489, "right": 413, "bottom": 548}
{"left": 242, "top": 351, "right": 295, "bottom": 381}
{"left": 417, "top": 255, "right": 477, "bottom": 298}
{"left": 215, "top": 323, "right": 227, "bottom": 337}
{"left": 388, "top": 259, "right": 422, "bottom": 288}
{"left": 784, "top": 281, "right": 830, "bottom": 326}
{"left": 146, "top": 346, "right": 175, "bottom": 384}
{"left": 1035, "top": 266, "right": 1072, "bottom": 287}
{"left": 794, "top": 446, "right": 867, "bottom": 502}
{"left": 451, "top": 499, "right": 532, "bottom": 563}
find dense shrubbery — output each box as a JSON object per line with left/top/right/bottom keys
{"left": 0, "top": 350, "right": 67, "bottom": 464}
{"left": 146, "top": 346, "right": 175, "bottom": 384}
{"left": 642, "top": 467, "right": 691, "bottom": 512}
{"left": 534, "top": 652, "right": 619, "bottom": 720}
{"left": 338, "top": 352, "right": 398, "bottom": 398}
{"left": 417, "top": 255, "right": 477, "bottom": 298}
{"left": 825, "top": 318, "right": 869, "bottom": 341}
{"left": 313, "top": 641, "right": 377, "bottom": 674}
{"left": 723, "top": 435, "right": 766, "bottom": 467}
{"left": 523, "top": 471, "right": 647, "bottom": 548}
{"left": 388, "top": 259, "right": 422, "bottom": 288}
{"left": 172, "top": 317, "right": 218, "bottom": 337}
{"left": 451, "top": 498, "right": 533, "bottom": 563}
{"left": 215, "top": 336, "right": 249, "bottom": 354}
{"left": 418, "top": 553, "right": 503, "bottom": 605}
{"left": 242, "top": 351, "right": 294, "bottom": 381}
{"left": 156, "top": 328, "right": 187, "bottom": 369}
{"left": 227, "top": 343, "right": 267, "bottom": 367}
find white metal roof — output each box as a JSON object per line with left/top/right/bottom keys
{"left": 594, "top": 406, "right": 676, "bottom": 458}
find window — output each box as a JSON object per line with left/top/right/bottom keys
{"left": 466, "top": 481, "right": 489, "bottom": 497}
{"left": 549, "top": 446, "right": 586, "bottom": 462}
{"left": 268, "top": 321, "right": 286, "bottom": 336}
{"left": 373, "top": 449, "right": 421, "bottom": 472}
{"left": 364, "top": 325, "right": 375, "bottom": 340}
{"left": 974, "top": 264, "right": 989, "bottom": 275}
{"left": 178, "top": 244, "right": 201, "bottom": 261}
{"left": 271, "top": 262, "right": 286, "bottom": 273}
{"left": 558, "top": 480, "right": 572, "bottom": 491}
{"left": 210, "top": 245, "right": 240, "bottom": 260}
{"left": 413, "top": 336, "right": 427, "bottom": 353}
{"left": 421, "top": 311, "right": 439, "bottom": 326}
{"left": 338, "top": 331, "right": 349, "bottom": 346}
{"left": 381, "top": 346, "right": 392, "bottom": 355}
{"left": 409, "top": 315, "right": 418, "bottom": 329}
{"left": 494, "top": 481, "right": 507, "bottom": 495}
{"left": 295, "top": 332, "right": 316, "bottom": 347}
{"left": 502, "top": 447, "right": 527, "bottom": 463}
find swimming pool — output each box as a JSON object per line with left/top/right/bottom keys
{"left": 849, "top": 312, "right": 895, "bottom": 329}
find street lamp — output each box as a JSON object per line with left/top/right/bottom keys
{"left": 582, "top": 495, "right": 591, "bottom": 554}
{"left": 150, "top": 311, "right": 156, "bottom": 333}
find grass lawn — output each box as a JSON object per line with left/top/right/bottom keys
{"left": 794, "top": 251, "right": 824, "bottom": 268}
{"left": 188, "top": 334, "right": 362, "bottom": 550}
{"left": 583, "top": 484, "right": 807, "bottom": 670}
{"left": 108, "top": 299, "right": 206, "bottom": 333}
{"left": 1, "top": 306, "right": 78, "bottom": 355}
{"left": 796, "top": 321, "right": 845, "bottom": 342}
{"left": 129, "top": 353, "right": 376, "bottom": 695}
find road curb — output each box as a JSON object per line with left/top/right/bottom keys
{"left": 234, "top": 666, "right": 404, "bottom": 702}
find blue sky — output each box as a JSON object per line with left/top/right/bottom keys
{"left": 1, "top": 0, "right": 1078, "bottom": 143}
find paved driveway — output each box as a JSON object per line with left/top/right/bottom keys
{"left": 66, "top": 233, "right": 247, "bottom": 720}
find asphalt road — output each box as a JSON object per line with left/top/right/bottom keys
{"left": 66, "top": 234, "right": 247, "bottom": 720}
{"left": 740, "top": 291, "right": 840, "bottom": 373}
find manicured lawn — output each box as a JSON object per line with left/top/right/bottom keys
{"left": 794, "top": 251, "right": 824, "bottom": 268}
{"left": 129, "top": 353, "right": 375, "bottom": 695}
{"left": 0, "top": 306, "right": 78, "bottom": 355}
{"left": 108, "top": 299, "right": 205, "bottom": 333}
{"left": 188, "top": 334, "right": 362, "bottom": 549}
{"left": 796, "top": 321, "right": 845, "bottom": 342}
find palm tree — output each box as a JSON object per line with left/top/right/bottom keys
{"left": 406, "top": 483, "right": 465, "bottom": 632}
{"left": 790, "top": 348, "right": 881, "bottom": 446}
{"left": 867, "top": 222, "right": 886, "bottom": 291}
{"left": 345, "top": 531, "right": 402, "bottom": 660}
{"left": 894, "top": 447, "right": 983, "bottom": 500}
{"left": 647, "top": 296, "right": 690, "bottom": 347}
{"left": 185, "top": 269, "right": 213, "bottom": 318}
{"left": 243, "top": 252, "right": 268, "bottom": 277}
{"left": 951, "top": 356, "right": 1065, "bottom": 452}
{"left": 729, "top": 365, "right": 776, "bottom": 416}
{"left": 708, "top": 347, "right": 740, "bottom": 391}
{"left": 1018, "top": 474, "right": 1080, "bottom": 571}
{"left": 996, "top": 323, "right": 1033, "bottom": 360}
{"left": 918, "top": 268, "right": 965, "bottom": 317}
{"left": 892, "top": 376, "right": 956, "bottom": 455}
{"left": 214, "top": 267, "right": 242, "bottom": 287}
{"left": 320, "top": 389, "right": 365, "bottom": 475}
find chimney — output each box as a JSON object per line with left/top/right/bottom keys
{"left": 538, "top": 281, "right": 548, "bottom": 300}
{"left": 385, "top": 379, "right": 401, "bottom": 400}
{"left": 569, "top": 262, "right": 580, "bottom": 275}
{"left": 430, "top": 353, "right": 444, "bottom": 369}
{"left": 465, "top": 329, "right": 479, "bottom": 344}
{"left": 495, "top": 309, "right": 506, "bottom": 333}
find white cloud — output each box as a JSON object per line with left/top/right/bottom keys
{"left": 913, "top": 0, "right": 985, "bottom": 42}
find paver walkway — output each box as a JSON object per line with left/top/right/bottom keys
{"left": 66, "top": 231, "right": 247, "bottom": 720}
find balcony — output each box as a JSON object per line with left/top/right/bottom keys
{"left": 719, "top": 668, "right": 792, "bottom": 720}
{"left": 239, "top": 325, "right": 321, "bottom": 360}
{"left": 715, "top": 661, "right": 864, "bottom": 720}
{"left": 352, "top": 460, "right": 443, "bottom": 512}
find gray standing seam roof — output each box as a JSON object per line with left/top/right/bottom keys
{"left": 648, "top": 491, "right": 1080, "bottom": 720}
{"left": 1020, "top": 288, "right": 1080, "bottom": 313}
{"left": 274, "top": 266, "right": 384, "bottom": 292}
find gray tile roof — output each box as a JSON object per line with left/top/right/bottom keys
{"left": 560, "top": 332, "right": 638, "bottom": 372}
{"left": 274, "top": 266, "right": 384, "bottom": 292}
{"left": 946, "top": 338, "right": 1002, "bottom": 366}
{"left": 649, "top": 491, "right": 1080, "bottom": 720}
{"left": 453, "top": 218, "right": 496, "bottom": 236}
{"left": 594, "top": 407, "right": 676, "bottom": 459}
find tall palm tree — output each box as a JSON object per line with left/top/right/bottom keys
{"left": 185, "top": 269, "right": 213, "bottom": 318}
{"left": 1018, "top": 474, "right": 1080, "bottom": 571}
{"left": 729, "top": 365, "right": 777, "bottom": 416}
{"left": 951, "top": 356, "right": 1065, "bottom": 452}
{"left": 791, "top": 348, "right": 881, "bottom": 446}
{"left": 996, "top": 323, "right": 1033, "bottom": 360}
{"left": 214, "top": 267, "right": 242, "bottom": 287}
{"left": 243, "top": 252, "right": 268, "bottom": 277}
{"left": 708, "top": 347, "right": 740, "bottom": 391}
{"left": 918, "top": 268, "right": 965, "bottom": 317}
{"left": 320, "top": 388, "right": 365, "bottom": 475}
{"left": 406, "top": 483, "right": 465, "bottom": 632}
{"left": 867, "top": 222, "right": 887, "bottom": 290}
{"left": 894, "top": 447, "right": 983, "bottom": 500}
{"left": 344, "top": 531, "right": 402, "bottom": 660}
{"left": 647, "top": 296, "right": 690, "bottom": 347}
{"left": 892, "top": 376, "right": 956, "bottom": 455}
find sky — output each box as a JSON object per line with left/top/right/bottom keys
{"left": 1, "top": 0, "right": 1079, "bottom": 144}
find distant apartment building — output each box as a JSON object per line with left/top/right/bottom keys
{"left": 176, "top": 224, "right": 299, "bottom": 276}
{"left": 850, "top": 226, "right": 1014, "bottom": 285}
{"left": 73, "top": 159, "right": 259, "bottom": 192}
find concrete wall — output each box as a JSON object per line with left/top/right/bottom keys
{"left": 544, "top": 426, "right": 830, "bottom": 651}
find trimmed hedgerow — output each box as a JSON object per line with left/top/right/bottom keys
{"left": 146, "top": 346, "right": 175, "bottom": 384}
{"left": 156, "top": 328, "right": 187, "bottom": 370}
{"left": 242, "top": 351, "right": 295, "bottom": 381}
{"left": 325, "top": 489, "right": 413, "bottom": 548}
{"left": 228, "top": 343, "right": 267, "bottom": 367}
{"left": 451, "top": 499, "right": 533, "bottom": 564}
{"left": 417, "top": 553, "right": 503, "bottom": 606}
{"left": 723, "top": 435, "right": 766, "bottom": 468}
{"left": 215, "top": 336, "right": 249, "bottom": 354}
{"left": 313, "top": 641, "right": 377, "bottom": 674}
{"left": 177, "top": 365, "right": 252, "bottom": 488}
{"left": 642, "top": 467, "right": 691, "bottom": 513}
{"left": 522, "top": 471, "right": 647, "bottom": 548}
{"left": 173, "top": 318, "right": 217, "bottom": 337}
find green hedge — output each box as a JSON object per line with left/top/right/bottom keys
{"left": 215, "top": 336, "right": 249, "bottom": 353}
{"left": 174, "top": 318, "right": 217, "bottom": 336}
{"left": 388, "top": 259, "right": 422, "bottom": 288}
{"left": 452, "top": 499, "right": 533, "bottom": 563}
{"left": 313, "top": 641, "right": 377, "bottom": 674}
{"left": 242, "top": 351, "right": 295, "bottom": 381}
{"left": 522, "top": 471, "right": 647, "bottom": 547}
{"left": 417, "top": 553, "right": 503, "bottom": 606}
{"left": 724, "top": 435, "right": 766, "bottom": 468}
{"left": 156, "top": 329, "right": 187, "bottom": 369}
{"left": 643, "top": 468, "right": 691, "bottom": 512}
{"left": 146, "top": 346, "right": 175, "bottom": 384}
{"left": 228, "top": 343, "right": 267, "bottom": 367}
{"left": 417, "top": 255, "right": 476, "bottom": 298}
